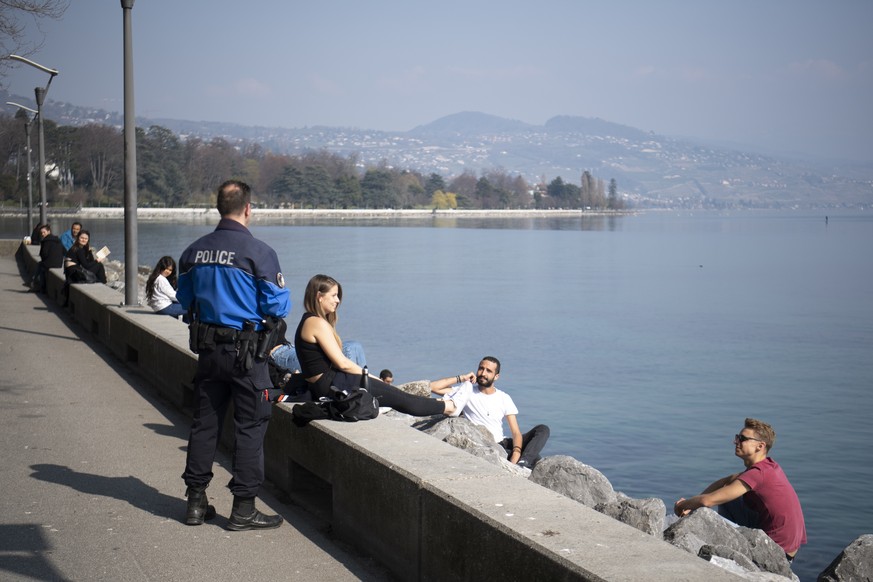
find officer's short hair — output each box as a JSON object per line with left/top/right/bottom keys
{"left": 217, "top": 180, "right": 251, "bottom": 216}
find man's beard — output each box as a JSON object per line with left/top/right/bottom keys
{"left": 477, "top": 375, "right": 493, "bottom": 388}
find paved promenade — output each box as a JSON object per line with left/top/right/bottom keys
{"left": 0, "top": 252, "right": 390, "bottom": 581}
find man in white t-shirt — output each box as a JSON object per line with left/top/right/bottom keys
{"left": 430, "top": 356, "right": 550, "bottom": 468}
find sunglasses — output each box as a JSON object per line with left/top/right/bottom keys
{"left": 734, "top": 434, "right": 764, "bottom": 444}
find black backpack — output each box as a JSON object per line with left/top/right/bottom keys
{"left": 324, "top": 387, "right": 380, "bottom": 422}
{"left": 69, "top": 265, "right": 98, "bottom": 284}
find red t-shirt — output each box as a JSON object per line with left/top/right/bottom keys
{"left": 738, "top": 457, "right": 807, "bottom": 553}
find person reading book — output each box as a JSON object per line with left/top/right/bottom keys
{"left": 94, "top": 245, "right": 111, "bottom": 261}
{"left": 64, "top": 230, "right": 107, "bottom": 284}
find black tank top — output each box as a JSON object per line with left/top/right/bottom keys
{"left": 294, "top": 312, "right": 332, "bottom": 377}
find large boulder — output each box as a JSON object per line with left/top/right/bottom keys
{"left": 414, "top": 416, "right": 494, "bottom": 447}
{"left": 818, "top": 534, "right": 873, "bottom": 582}
{"left": 413, "top": 416, "right": 528, "bottom": 474}
{"left": 699, "top": 544, "right": 760, "bottom": 572}
{"left": 394, "top": 380, "right": 431, "bottom": 398}
{"left": 103, "top": 260, "right": 150, "bottom": 301}
{"left": 595, "top": 492, "right": 665, "bottom": 536}
{"left": 664, "top": 507, "right": 792, "bottom": 578}
{"left": 735, "top": 527, "right": 795, "bottom": 578}
{"left": 528, "top": 455, "right": 617, "bottom": 507}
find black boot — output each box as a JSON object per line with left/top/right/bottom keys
{"left": 185, "top": 486, "right": 216, "bottom": 526}
{"left": 226, "top": 496, "right": 283, "bottom": 531}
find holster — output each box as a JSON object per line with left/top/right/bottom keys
{"left": 255, "top": 317, "right": 283, "bottom": 362}
{"left": 188, "top": 320, "right": 213, "bottom": 354}
{"left": 235, "top": 321, "right": 258, "bottom": 371}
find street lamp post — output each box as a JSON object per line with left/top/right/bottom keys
{"left": 121, "top": 0, "right": 139, "bottom": 306}
{"left": 9, "top": 55, "right": 58, "bottom": 228}
{"left": 6, "top": 102, "right": 37, "bottom": 230}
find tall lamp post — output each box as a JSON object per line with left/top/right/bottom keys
{"left": 9, "top": 55, "right": 58, "bottom": 228}
{"left": 6, "top": 102, "right": 37, "bottom": 230}
{"left": 121, "top": 0, "right": 139, "bottom": 306}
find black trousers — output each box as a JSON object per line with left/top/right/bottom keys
{"left": 311, "top": 369, "right": 446, "bottom": 417}
{"left": 182, "top": 344, "right": 273, "bottom": 497}
{"left": 500, "top": 424, "right": 550, "bottom": 465}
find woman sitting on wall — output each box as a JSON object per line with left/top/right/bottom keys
{"left": 145, "top": 255, "right": 186, "bottom": 319}
{"left": 295, "top": 273, "right": 456, "bottom": 417}
{"left": 64, "top": 230, "right": 107, "bottom": 284}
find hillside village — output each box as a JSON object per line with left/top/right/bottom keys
{"left": 6, "top": 91, "right": 872, "bottom": 210}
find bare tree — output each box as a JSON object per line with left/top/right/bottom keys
{"left": 448, "top": 170, "right": 478, "bottom": 207}
{"left": 185, "top": 137, "right": 243, "bottom": 199}
{"left": 74, "top": 124, "right": 122, "bottom": 200}
{"left": 482, "top": 168, "right": 532, "bottom": 208}
{"left": 1, "top": 1, "right": 69, "bottom": 79}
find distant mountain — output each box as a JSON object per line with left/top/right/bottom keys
{"left": 410, "top": 111, "right": 535, "bottom": 136}
{"left": 4, "top": 89, "right": 871, "bottom": 208}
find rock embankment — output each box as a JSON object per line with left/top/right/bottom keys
{"left": 393, "top": 381, "right": 872, "bottom": 582}
{"left": 103, "top": 260, "right": 150, "bottom": 304}
{"left": 817, "top": 535, "right": 873, "bottom": 582}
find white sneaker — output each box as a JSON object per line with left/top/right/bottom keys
{"left": 442, "top": 397, "right": 462, "bottom": 417}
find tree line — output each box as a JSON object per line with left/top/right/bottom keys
{"left": 0, "top": 113, "right": 624, "bottom": 211}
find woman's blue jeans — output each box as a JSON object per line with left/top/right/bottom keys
{"left": 271, "top": 340, "right": 366, "bottom": 372}
{"left": 156, "top": 302, "right": 186, "bottom": 319}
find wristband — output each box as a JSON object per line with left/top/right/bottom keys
{"left": 456, "top": 375, "right": 461, "bottom": 383}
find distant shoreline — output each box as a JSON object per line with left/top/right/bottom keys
{"left": 1, "top": 207, "right": 635, "bottom": 222}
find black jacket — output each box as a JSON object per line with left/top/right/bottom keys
{"left": 39, "top": 234, "right": 66, "bottom": 268}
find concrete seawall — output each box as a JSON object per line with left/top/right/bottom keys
{"left": 10, "top": 240, "right": 740, "bottom": 581}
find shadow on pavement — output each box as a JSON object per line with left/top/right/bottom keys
{"left": 0, "top": 523, "right": 73, "bottom": 582}
{"left": 30, "top": 463, "right": 186, "bottom": 524}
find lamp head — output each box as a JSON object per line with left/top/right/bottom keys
{"left": 6, "top": 101, "right": 38, "bottom": 115}
{"left": 8, "top": 55, "right": 59, "bottom": 76}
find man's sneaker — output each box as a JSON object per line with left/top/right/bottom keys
{"left": 442, "top": 397, "right": 462, "bottom": 417}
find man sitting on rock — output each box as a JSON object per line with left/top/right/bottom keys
{"left": 430, "top": 356, "right": 550, "bottom": 469}
{"left": 674, "top": 417, "right": 807, "bottom": 562}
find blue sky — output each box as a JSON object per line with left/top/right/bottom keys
{"left": 5, "top": 0, "right": 872, "bottom": 162}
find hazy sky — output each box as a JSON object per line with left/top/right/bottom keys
{"left": 5, "top": 1, "right": 872, "bottom": 162}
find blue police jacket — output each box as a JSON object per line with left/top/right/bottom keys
{"left": 177, "top": 218, "right": 290, "bottom": 330}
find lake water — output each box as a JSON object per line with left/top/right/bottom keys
{"left": 4, "top": 210, "right": 871, "bottom": 580}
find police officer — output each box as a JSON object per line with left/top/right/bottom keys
{"left": 177, "top": 179, "right": 291, "bottom": 530}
